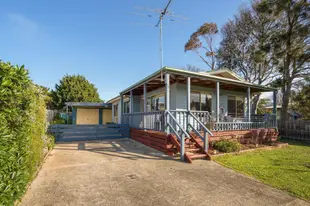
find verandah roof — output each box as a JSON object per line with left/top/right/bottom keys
{"left": 119, "top": 67, "right": 277, "bottom": 96}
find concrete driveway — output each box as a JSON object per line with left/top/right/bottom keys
{"left": 21, "top": 139, "right": 309, "bottom": 206}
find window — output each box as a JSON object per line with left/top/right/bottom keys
{"left": 113, "top": 104, "right": 118, "bottom": 117}
{"left": 124, "top": 100, "right": 130, "bottom": 113}
{"left": 190, "top": 91, "right": 212, "bottom": 111}
{"left": 201, "top": 93, "right": 212, "bottom": 112}
{"left": 148, "top": 93, "right": 165, "bottom": 111}
{"left": 228, "top": 96, "right": 236, "bottom": 117}
{"left": 228, "top": 95, "right": 245, "bottom": 118}
{"left": 190, "top": 92, "right": 200, "bottom": 110}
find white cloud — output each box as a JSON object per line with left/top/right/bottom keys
{"left": 7, "top": 13, "right": 39, "bottom": 37}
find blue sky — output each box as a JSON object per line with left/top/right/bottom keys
{"left": 0, "top": 0, "right": 248, "bottom": 100}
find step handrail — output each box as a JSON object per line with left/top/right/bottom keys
{"left": 188, "top": 111, "right": 213, "bottom": 136}
{"left": 166, "top": 110, "right": 190, "bottom": 138}
{"left": 165, "top": 110, "right": 190, "bottom": 161}
{"left": 187, "top": 111, "right": 213, "bottom": 152}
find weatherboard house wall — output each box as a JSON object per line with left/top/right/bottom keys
{"left": 109, "top": 82, "right": 247, "bottom": 123}
{"left": 107, "top": 67, "right": 277, "bottom": 125}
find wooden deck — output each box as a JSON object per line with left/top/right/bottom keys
{"left": 130, "top": 128, "right": 176, "bottom": 155}
{"left": 130, "top": 128, "right": 278, "bottom": 163}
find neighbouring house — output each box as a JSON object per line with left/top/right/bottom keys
{"left": 107, "top": 67, "right": 279, "bottom": 162}
{"left": 264, "top": 104, "right": 302, "bottom": 120}
{"left": 65, "top": 102, "right": 112, "bottom": 125}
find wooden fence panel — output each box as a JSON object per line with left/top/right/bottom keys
{"left": 48, "top": 124, "right": 130, "bottom": 142}
{"left": 278, "top": 120, "right": 310, "bottom": 142}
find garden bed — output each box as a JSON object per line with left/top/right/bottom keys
{"left": 210, "top": 142, "right": 289, "bottom": 156}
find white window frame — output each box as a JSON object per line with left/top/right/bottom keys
{"left": 190, "top": 90, "right": 212, "bottom": 111}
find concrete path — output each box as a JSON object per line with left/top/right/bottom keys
{"left": 21, "top": 139, "right": 309, "bottom": 206}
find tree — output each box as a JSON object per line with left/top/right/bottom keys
{"left": 256, "top": 0, "right": 310, "bottom": 124}
{"left": 185, "top": 22, "right": 218, "bottom": 70}
{"left": 217, "top": 3, "right": 279, "bottom": 113}
{"left": 51, "top": 74, "right": 101, "bottom": 109}
{"left": 290, "top": 78, "right": 310, "bottom": 119}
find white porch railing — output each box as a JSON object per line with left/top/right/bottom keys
{"left": 122, "top": 111, "right": 165, "bottom": 131}
{"left": 214, "top": 114, "right": 277, "bottom": 131}
{"left": 122, "top": 111, "right": 277, "bottom": 132}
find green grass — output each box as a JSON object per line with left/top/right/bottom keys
{"left": 214, "top": 142, "right": 310, "bottom": 201}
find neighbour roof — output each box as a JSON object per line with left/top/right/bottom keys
{"left": 199, "top": 69, "right": 245, "bottom": 81}
{"left": 65, "top": 102, "right": 112, "bottom": 108}
{"left": 119, "top": 67, "right": 278, "bottom": 95}
{"left": 107, "top": 96, "right": 120, "bottom": 104}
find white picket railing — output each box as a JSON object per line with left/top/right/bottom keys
{"left": 122, "top": 111, "right": 277, "bottom": 132}
{"left": 122, "top": 111, "right": 165, "bottom": 132}
{"left": 214, "top": 114, "right": 277, "bottom": 131}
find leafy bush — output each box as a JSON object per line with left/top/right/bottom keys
{"left": 0, "top": 61, "right": 52, "bottom": 205}
{"left": 213, "top": 139, "right": 242, "bottom": 153}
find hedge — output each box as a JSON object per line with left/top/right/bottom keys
{"left": 0, "top": 61, "right": 53, "bottom": 205}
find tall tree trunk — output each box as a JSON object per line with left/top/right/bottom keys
{"left": 280, "top": 80, "right": 292, "bottom": 126}
{"left": 281, "top": 9, "right": 293, "bottom": 126}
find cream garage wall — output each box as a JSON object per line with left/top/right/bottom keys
{"left": 76, "top": 108, "right": 99, "bottom": 124}
{"left": 102, "top": 109, "right": 112, "bottom": 124}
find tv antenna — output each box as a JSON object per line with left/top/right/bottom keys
{"left": 132, "top": 1, "right": 189, "bottom": 80}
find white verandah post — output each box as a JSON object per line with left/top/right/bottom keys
{"left": 165, "top": 73, "right": 170, "bottom": 134}
{"left": 120, "top": 94, "right": 124, "bottom": 124}
{"left": 130, "top": 90, "right": 133, "bottom": 113}
{"left": 187, "top": 77, "right": 191, "bottom": 130}
{"left": 216, "top": 82, "right": 220, "bottom": 123}
{"left": 273, "top": 90, "right": 277, "bottom": 128}
{"left": 143, "top": 83, "right": 147, "bottom": 129}
{"left": 129, "top": 90, "right": 133, "bottom": 127}
{"left": 247, "top": 87, "right": 251, "bottom": 122}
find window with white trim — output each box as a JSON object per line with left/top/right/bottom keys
{"left": 147, "top": 93, "right": 165, "bottom": 112}
{"left": 228, "top": 95, "right": 245, "bottom": 118}
{"left": 190, "top": 91, "right": 212, "bottom": 112}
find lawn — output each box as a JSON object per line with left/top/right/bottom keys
{"left": 214, "top": 142, "right": 310, "bottom": 201}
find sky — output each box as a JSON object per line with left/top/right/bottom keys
{"left": 0, "top": 0, "right": 249, "bottom": 101}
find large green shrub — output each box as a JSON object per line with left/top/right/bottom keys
{"left": 51, "top": 74, "right": 102, "bottom": 109}
{"left": 212, "top": 139, "right": 242, "bottom": 153}
{"left": 0, "top": 61, "right": 51, "bottom": 205}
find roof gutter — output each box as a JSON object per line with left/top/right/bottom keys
{"left": 119, "top": 68, "right": 164, "bottom": 94}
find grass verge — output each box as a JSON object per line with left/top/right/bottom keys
{"left": 214, "top": 141, "right": 310, "bottom": 201}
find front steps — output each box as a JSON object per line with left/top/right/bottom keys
{"left": 169, "top": 134, "right": 211, "bottom": 163}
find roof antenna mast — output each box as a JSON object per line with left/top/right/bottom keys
{"left": 132, "top": 1, "right": 188, "bottom": 81}
{"left": 157, "top": 0, "right": 172, "bottom": 81}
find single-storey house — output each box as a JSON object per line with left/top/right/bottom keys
{"left": 264, "top": 104, "right": 302, "bottom": 120}
{"left": 65, "top": 102, "right": 112, "bottom": 125}
{"left": 106, "top": 67, "right": 278, "bottom": 162}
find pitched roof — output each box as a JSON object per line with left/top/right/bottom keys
{"left": 200, "top": 69, "right": 245, "bottom": 81}
{"left": 119, "top": 67, "right": 277, "bottom": 95}
{"left": 107, "top": 96, "right": 120, "bottom": 104}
